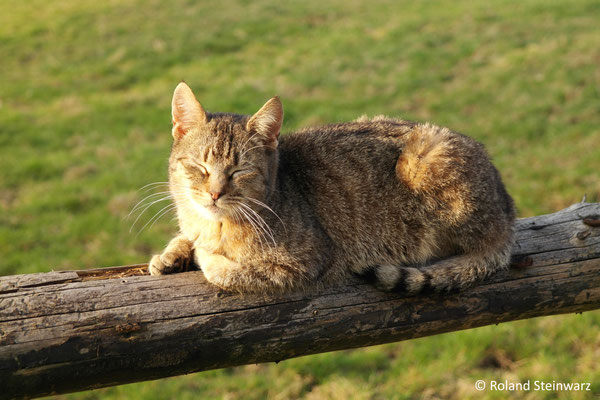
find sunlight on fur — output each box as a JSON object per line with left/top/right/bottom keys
{"left": 146, "top": 82, "right": 515, "bottom": 295}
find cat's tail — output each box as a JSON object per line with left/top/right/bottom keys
{"left": 357, "top": 243, "right": 513, "bottom": 295}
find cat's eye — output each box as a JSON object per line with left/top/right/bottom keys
{"left": 230, "top": 169, "right": 251, "bottom": 180}
{"left": 196, "top": 164, "right": 208, "bottom": 175}
{"left": 183, "top": 162, "right": 208, "bottom": 177}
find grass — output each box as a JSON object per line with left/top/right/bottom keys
{"left": 1, "top": 0, "right": 599, "bottom": 398}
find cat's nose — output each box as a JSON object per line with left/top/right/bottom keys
{"left": 210, "top": 191, "right": 222, "bottom": 201}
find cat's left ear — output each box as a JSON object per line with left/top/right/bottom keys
{"left": 246, "top": 97, "right": 283, "bottom": 147}
{"left": 171, "top": 82, "right": 207, "bottom": 140}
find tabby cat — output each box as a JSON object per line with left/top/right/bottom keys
{"left": 148, "top": 82, "right": 515, "bottom": 294}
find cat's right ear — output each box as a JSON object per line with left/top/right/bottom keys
{"left": 247, "top": 97, "right": 284, "bottom": 148}
{"left": 171, "top": 82, "right": 207, "bottom": 140}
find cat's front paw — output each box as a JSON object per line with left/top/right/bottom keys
{"left": 194, "top": 248, "right": 220, "bottom": 281}
{"left": 148, "top": 251, "right": 192, "bottom": 276}
{"left": 195, "top": 248, "right": 241, "bottom": 289}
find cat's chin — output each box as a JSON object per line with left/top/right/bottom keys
{"left": 194, "top": 203, "right": 222, "bottom": 221}
{"left": 194, "top": 203, "right": 225, "bottom": 221}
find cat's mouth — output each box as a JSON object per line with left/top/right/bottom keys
{"left": 200, "top": 199, "right": 238, "bottom": 221}
{"left": 205, "top": 204, "right": 220, "bottom": 212}
{"left": 186, "top": 194, "right": 225, "bottom": 220}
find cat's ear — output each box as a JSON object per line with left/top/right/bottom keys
{"left": 246, "top": 97, "right": 283, "bottom": 147}
{"left": 171, "top": 82, "right": 207, "bottom": 140}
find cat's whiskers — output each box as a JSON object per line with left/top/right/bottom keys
{"left": 129, "top": 195, "right": 173, "bottom": 232}
{"left": 130, "top": 188, "right": 189, "bottom": 211}
{"left": 147, "top": 203, "right": 179, "bottom": 231}
{"left": 228, "top": 196, "right": 280, "bottom": 239}
{"left": 135, "top": 203, "right": 178, "bottom": 237}
{"left": 141, "top": 182, "right": 279, "bottom": 258}
{"left": 127, "top": 191, "right": 173, "bottom": 219}
{"left": 235, "top": 204, "right": 268, "bottom": 244}
{"left": 245, "top": 197, "right": 286, "bottom": 233}
{"left": 225, "top": 197, "right": 279, "bottom": 252}
{"left": 239, "top": 144, "right": 272, "bottom": 159}
{"left": 230, "top": 207, "right": 264, "bottom": 254}
{"left": 238, "top": 132, "right": 260, "bottom": 156}
{"left": 132, "top": 181, "right": 191, "bottom": 209}
{"left": 230, "top": 207, "right": 269, "bottom": 261}
{"left": 138, "top": 181, "right": 170, "bottom": 192}
{"left": 233, "top": 203, "right": 267, "bottom": 259}
{"left": 236, "top": 202, "right": 277, "bottom": 247}
{"left": 229, "top": 206, "right": 241, "bottom": 226}
{"left": 236, "top": 202, "right": 282, "bottom": 263}
{"left": 139, "top": 182, "right": 195, "bottom": 198}
{"left": 128, "top": 189, "right": 189, "bottom": 233}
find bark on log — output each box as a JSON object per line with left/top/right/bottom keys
{"left": 1, "top": 202, "right": 600, "bottom": 399}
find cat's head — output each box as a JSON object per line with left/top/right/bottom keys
{"left": 168, "top": 82, "right": 283, "bottom": 222}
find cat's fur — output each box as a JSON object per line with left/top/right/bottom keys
{"left": 148, "top": 82, "right": 516, "bottom": 295}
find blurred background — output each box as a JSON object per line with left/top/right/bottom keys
{"left": 1, "top": 0, "right": 599, "bottom": 398}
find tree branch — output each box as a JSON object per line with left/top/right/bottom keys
{"left": 1, "top": 202, "right": 599, "bottom": 399}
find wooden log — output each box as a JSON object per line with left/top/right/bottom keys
{"left": 1, "top": 202, "right": 599, "bottom": 399}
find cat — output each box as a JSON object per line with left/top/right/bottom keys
{"left": 148, "top": 82, "right": 516, "bottom": 295}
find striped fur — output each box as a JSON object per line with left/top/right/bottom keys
{"left": 149, "top": 83, "right": 516, "bottom": 295}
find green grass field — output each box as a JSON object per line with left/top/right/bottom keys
{"left": 1, "top": 0, "right": 599, "bottom": 398}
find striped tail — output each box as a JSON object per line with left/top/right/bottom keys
{"left": 356, "top": 246, "right": 512, "bottom": 295}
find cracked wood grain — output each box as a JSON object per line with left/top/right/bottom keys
{"left": 0, "top": 202, "right": 599, "bottom": 399}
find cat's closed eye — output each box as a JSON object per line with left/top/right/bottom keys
{"left": 233, "top": 169, "right": 260, "bottom": 183}
{"left": 230, "top": 169, "right": 251, "bottom": 179}
{"left": 183, "top": 162, "right": 208, "bottom": 178}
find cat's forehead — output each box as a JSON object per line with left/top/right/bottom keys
{"left": 176, "top": 117, "right": 251, "bottom": 164}
{"left": 199, "top": 136, "right": 237, "bottom": 164}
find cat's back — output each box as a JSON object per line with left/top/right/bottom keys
{"left": 276, "top": 116, "right": 513, "bottom": 268}
{"left": 278, "top": 116, "right": 415, "bottom": 188}
{"left": 279, "top": 116, "right": 415, "bottom": 158}
{"left": 277, "top": 115, "right": 486, "bottom": 194}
